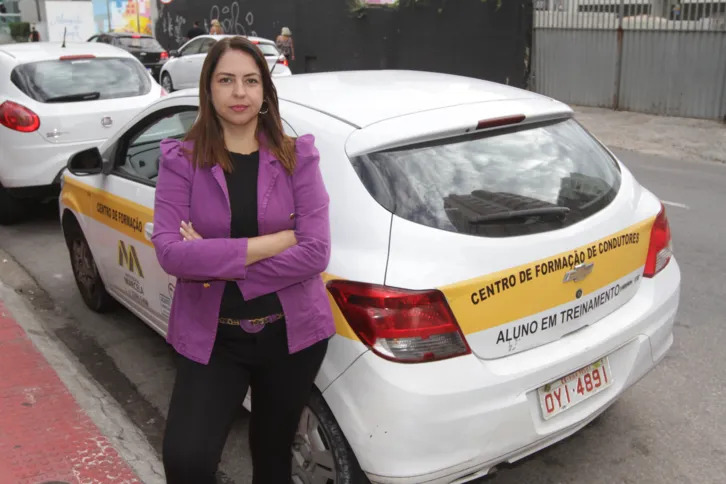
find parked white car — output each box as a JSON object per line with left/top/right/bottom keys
{"left": 0, "top": 42, "right": 163, "bottom": 224}
{"left": 59, "top": 71, "right": 680, "bottom": 484}
{"left": 159, "top": 35, "right": 291, "bottom": 92}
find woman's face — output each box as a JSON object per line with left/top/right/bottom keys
{"left": 210, "top": 49, "right": 264, "bottom": 129}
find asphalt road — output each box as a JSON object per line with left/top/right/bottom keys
{"left": 0, "top": 149, "right": 723, "bottom": 484}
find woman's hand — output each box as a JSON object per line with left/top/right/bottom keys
{"left": 180, "top": 221, "right": 202, "bottom": 241}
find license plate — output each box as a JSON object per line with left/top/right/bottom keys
{"left": 538, "top": 357, "right": 613, "bottom": 420}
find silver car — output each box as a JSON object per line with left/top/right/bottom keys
{"left": 159, "top": 35, "right": 292, "bottom": 93}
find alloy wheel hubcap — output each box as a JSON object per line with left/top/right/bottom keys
{"left": 291, "top": 407, "right": 337, "bottom": 484}
{"left": 72, "top": 239, "right": 96, "bottom": 291}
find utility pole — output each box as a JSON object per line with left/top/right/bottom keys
{"left": 106, "top": 0, "right": 112, "bottom": 31}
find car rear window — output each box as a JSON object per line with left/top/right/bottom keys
{"left": 255, "top": 43, "right": 279, "bottom": 56}
{"left": 350, "top": 119, "right": 622, "bottom": 237}
{"left": 115, "top": 36, "right": 164, "bottom": 51}
{"left": 11, "top": 57, "right": 151, "bottom": 103}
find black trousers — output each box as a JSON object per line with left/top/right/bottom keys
{"left": 162, "top": 319, "right": 328, "bottom": 484}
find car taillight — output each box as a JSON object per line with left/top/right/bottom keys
{"left": 327, "top": 280, "right": 471, "bottom": 363}
{"left": 160, "top": 51, "right": 169, "bottom": 60}
{"left": 277, "top": 56, "right": 289, "bottom": 66}
{"left": 0, "top": 101, "right": 40, "bottom": 133}
{"left": 643, "top": 204, "right": 673, "bottom": 278}
{"left": 160, "top": 88, "right": 168, "bottom": 97}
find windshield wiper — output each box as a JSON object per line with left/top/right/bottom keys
{"left": 470, "top": 207, "right": 570, "bottom": 224}
{"left": 46, "top": 92, "right": 101, "bottom": 103}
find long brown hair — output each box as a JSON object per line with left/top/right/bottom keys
{"left": 185, "top": 36, "right": 297, "bottom": 174}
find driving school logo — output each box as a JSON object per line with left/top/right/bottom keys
{"left": 118, "top": 240, "right": 144, "bottom": 278}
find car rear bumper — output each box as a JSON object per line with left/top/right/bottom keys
{"left": 323, "top": 260, "right": 680, "bottom": 484}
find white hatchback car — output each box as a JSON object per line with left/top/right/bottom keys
{"left": 159, "top": 35, "right": 292, "bottom": 93}
{"left": 59, "top": 71, "right": 680, "bottom": 484}
{"left": 0, "top": 42, "right": 163, "bottom": 224}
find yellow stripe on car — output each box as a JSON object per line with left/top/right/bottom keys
{"left": 62, "top": 178, "right": 154, "bottom": 247}
{"left": 441, "top": 218, "right": 654, "bottom": 335}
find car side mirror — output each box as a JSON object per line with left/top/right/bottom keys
{"left": 170, "top": 50, "right": 180, "bottom": 58}
{"left": 67, "top": 147, "right": 103, "bottom": 176}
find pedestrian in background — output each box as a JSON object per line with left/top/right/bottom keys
{"left": 28, "top": 24, "right": 40, "bottom": 42}
{"left": 186, "top": 20, "right": 205, "bottom": 40}
{"left": 276, "top": 26, "right": 295, "bottom": 62}
{"left": 209, "top": 18, "right": 224, "bottom": 35}
{"left": 152, "top": 35, "right": 334, "bottom": 484}
{"left": 0, "top": 3, "right": 7, "bottom": 24}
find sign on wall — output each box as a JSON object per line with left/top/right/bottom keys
{"left": 45, "top": 1, "right": 96, "bottom": 42}
{"left": 91, "top": 0, "right": 153, "bottom": 35}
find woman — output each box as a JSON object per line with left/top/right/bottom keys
{"left": 152, "top": 36, "right": 334, "bottom": 484}
{"left": 275, "top": 26, "right": 295, "bottom": 62}
{"left": 209, "top": 18, "right": 224, "bottom": 35}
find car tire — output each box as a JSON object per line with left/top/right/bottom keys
{"left": 161, "top": 72, "right": 175, "bottom": 93}
{"left": 0, "top": 184, "right": 28, "bottom": 225}
{"left": 292, "top": 391, "right": 369, "bottom": 484}
{"left": 63, "top": 214, "right": 115, "bottom": 313}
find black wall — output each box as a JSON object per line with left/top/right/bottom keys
{"left": 156, "top": 0, "right": 532, "bottom": 88}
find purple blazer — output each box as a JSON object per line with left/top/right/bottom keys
{"left": 152, "top": 134, "right": 335, "bottom": 364}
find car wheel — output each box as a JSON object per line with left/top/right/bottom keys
{"left": 161, "top": 72, "right": 174, "bottom": 93}
{"left": 0, "top": 184, "right": 28, "bottom": 225}
{"left": 292, "top": 391, "right": 368, "bottom": 484}
{"left": 63, "top": 215, "right": 115, "bottom": 313}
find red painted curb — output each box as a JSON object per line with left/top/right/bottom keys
{"left": 0, "top": 300, "right": 142, "bottom": 483}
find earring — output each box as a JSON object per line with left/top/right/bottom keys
{"left": 259, "top": 101, "right": 269, "bottom": 115}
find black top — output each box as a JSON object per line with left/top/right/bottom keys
{"left": 218, "top": 151, "right": 283, "bottom": 319}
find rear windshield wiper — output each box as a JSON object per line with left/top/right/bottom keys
{"left": 46, "top": 92, "right": 101, "bottom": 103}
{"left": 470, "top": 207, "right": 570, "bottom": 224}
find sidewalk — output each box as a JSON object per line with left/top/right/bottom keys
{"left": 0, "top": 297, "right": 141, "bottom": 483}
{"left": 573, "top": 106, "right": 726, "bottom": 165}
{"left": 0, "top": 251, "right": 163, "bottom": 484}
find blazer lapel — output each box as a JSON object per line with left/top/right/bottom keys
{"left": 257, "top": 144, "right": 281, "bottom": 234}
{"left": 210, "top": 164, "right": 230, "bottom": 208}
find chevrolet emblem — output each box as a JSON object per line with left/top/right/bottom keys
{"left": 563, "top": 262, "right": 594, "bottom": 283}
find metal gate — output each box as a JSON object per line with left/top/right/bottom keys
{"left": 532, "top": 0, "right": 726, "bottom": 120}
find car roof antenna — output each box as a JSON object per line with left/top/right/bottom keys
{"left": 62, "top": 27, "right": 67, "bottom": 48}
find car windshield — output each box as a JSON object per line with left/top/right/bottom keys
{"left": 350, "top": 119, "right": 622, "bottom": 237}
{"left": 116, "top": 36, "right": 164, "bottom": 51}
{"left": 11, "top": 58, "right": 151, "bottom": 103}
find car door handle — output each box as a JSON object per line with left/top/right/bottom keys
{"left": 144, "top": 222, "right": 154, "bottom": 241}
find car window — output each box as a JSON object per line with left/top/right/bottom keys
{"left": 11, "top": 58, "right": 151, "bottom": 103}
{"left": 198, "top": 38, "right": 217, "bottom": 54}
{"left": 115, "top": 109, "right": 199, "bottom": 184}
{"left": 88, "top": 35, "right": 98, "bottom": 42}
{"left": 350, "top": 119, "right": 622, "bottom": 238}
{"left": 181, "top": 38, "right": 204, "bottom": 56}
{"left": 255, "top": 43, "right": 279, "bottom": 56}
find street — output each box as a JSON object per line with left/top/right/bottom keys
{"left": 0, "top": 148, "right": 724, "bottom": 484}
